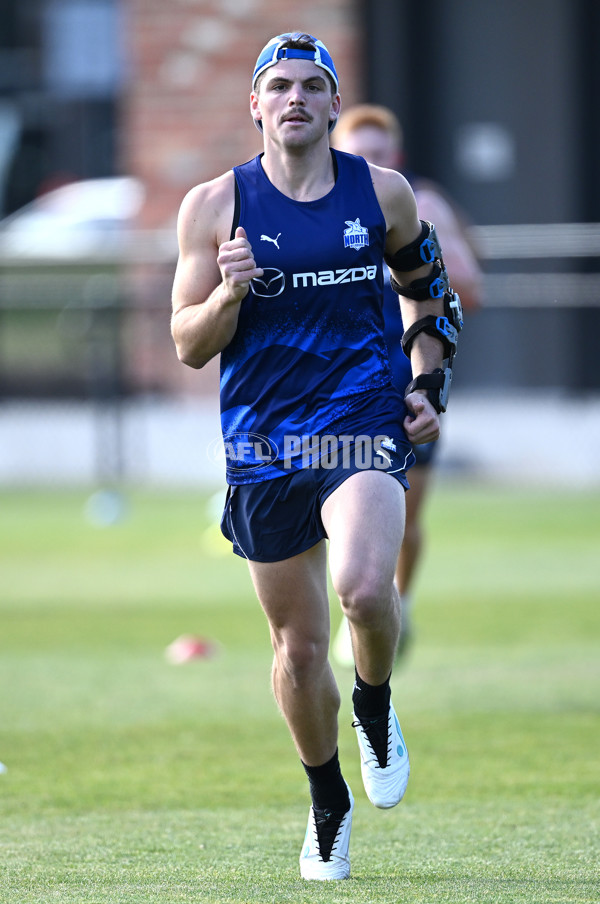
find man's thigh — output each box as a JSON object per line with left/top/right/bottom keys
{"left": 247, "top": 540, "right": 330, "bottom": 637}
{"left": 321, "top": 469, "right": 406, "bottom": 593}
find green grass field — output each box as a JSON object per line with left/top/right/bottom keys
{"left": 1, "top": 481, "right": 598, "bottom": 903}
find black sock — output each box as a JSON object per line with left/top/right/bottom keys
{"left": 352, "top": 668, "right": 391, "bottom": 720}
{"left": 302, "top": 749, "right": 350, "bottom": 813}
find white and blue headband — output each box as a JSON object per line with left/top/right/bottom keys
{"left": 252, "top": 33, "right": 339, "bottom": 93}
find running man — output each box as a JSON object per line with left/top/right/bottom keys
{"left": 171, "top": 33, "right": 462, "bottom": 880}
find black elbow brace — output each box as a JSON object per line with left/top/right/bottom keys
{"left": 402, "top": 292, "right": 464, "bottom": 414}
{"left": 401, "top": 290, "right": 464, "bottom": 358}
{"left": 388, "top": 220, "right": 464, "bottom": 413}
{"left": 389, "top": 263, "right": 449, "bottom": 300}
{"left": 384, "top": 220, "right": 440, "bottom": 270}
{"left": 402, "top": 314, "right": 458, "bottom": 360}
{"left": 386, "top": 220, "right": 450, "bottom": 300}
{"left": 405, "top": 368, "right": 452, "bottom": 414}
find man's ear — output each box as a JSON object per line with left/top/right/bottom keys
{"left": 328, "top": 94, "right": 341, "bottom": 132}
{"left": 330, "top": 94, "right": 341, "bottom": 122}
{"left": 250, "top": 92, "right": 262, "bottom": 125}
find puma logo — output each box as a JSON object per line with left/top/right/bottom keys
{"left": 375, "top": 449, "right": 392, "bottom": 466}
{"left": 260, "top": 232, "right": 281, "bottom": 250}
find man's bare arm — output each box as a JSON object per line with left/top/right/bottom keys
{"left": 372, "top": 165, "right": 446, "bottom": 443}
{"left": 171, "top": 173, "right": 263, "bottom": 369}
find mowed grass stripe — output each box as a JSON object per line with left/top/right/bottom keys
{"left": 0, "top": 482, "right": 598, "bottom": 902}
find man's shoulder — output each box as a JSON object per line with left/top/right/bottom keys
{"left": 182, "top": 169, "right": 236, "bottom": 212}
{"left": 177, "top": 170, "right": 236, "bottom": 245}
{"left": 369, "top": 163, "right": 413, "bottom": 200}
{"left": 368, "top": 164, "right": 417, "bottom": 229}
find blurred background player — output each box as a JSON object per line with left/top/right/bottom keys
{"left": 332, "top": 104, "right": 483, "bottom": 664}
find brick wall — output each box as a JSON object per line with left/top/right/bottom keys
{"left": 120, "top": 1, "right": 362, "bottom": 396}
{"left": 122, "top": 1, "right": 362, "bottom": 229}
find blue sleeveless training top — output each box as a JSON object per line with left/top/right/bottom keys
{"left": 220, "top": 149, "right": 401, "bottom": 484}
{"left": 382, "top": 263, "right": 412, "bottom": 392}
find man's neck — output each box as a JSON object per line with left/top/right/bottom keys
{"left": 260, "top": 142, "right": 336, "bottom": 202}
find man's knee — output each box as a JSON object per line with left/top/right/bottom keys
{"left": 336, "top": 569, "right": 396, "bottom": 629}
{"left": 272, "top": 629, "right": 330, "bottom": 685}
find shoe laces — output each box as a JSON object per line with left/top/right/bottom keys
{"left": 312, "top": 805, "right": 348, "bottom": 862}
{"left": 352, "top": 711, "right": 390, "bottom": 768}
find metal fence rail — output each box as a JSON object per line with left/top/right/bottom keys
{"left": 0, "top": 224, "right": 598, "bottom": 398}
{"left": 466, "top": 222, "right": 600, "bottom": 308}
{"left": 468, "top": 222, "right": 600, "bottom": 259}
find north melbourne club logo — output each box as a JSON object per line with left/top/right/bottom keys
{"left": 343, "top": 218, "right": 369, "bottom": 251}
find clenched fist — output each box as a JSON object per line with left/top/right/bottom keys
{"left": 217, "top": 226, "right": 264, "bottom": 303}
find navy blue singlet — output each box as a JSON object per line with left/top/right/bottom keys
{"left": 220, "top": 149, "right": 408, "bottom": 484}
{"left": 382, "top": 264, "right": 413, "bottom": 393}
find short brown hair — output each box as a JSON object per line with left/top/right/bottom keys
{"left": 334, "top": 104, "right": 403, "bottom": 149}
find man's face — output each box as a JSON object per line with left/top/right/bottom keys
{"left": 336, "top": 125, "right": 400, "bottom": 169}
{"left": 251, "top": 59, "right": 340, "bottom": 147}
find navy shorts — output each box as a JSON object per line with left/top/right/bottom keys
{"left": 220, "top": 437, "right": 415, "bottom": 562}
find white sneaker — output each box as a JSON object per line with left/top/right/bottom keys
{"left": 332, "top": 616, "right": 354, "bottom": 668}
{"left": 299, "top": 783, "right": 354, "bottom": 880}
{"left": 353, "top": 703, "right": 409, "bottom": 808}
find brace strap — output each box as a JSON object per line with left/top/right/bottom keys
{"left": 384, "top": 220, "right": 440, "bottom": 271}
{"left": 401, "top": 315, "right": 458, "bottom": 359}
{"left": 404, "top": 368, "right": 452, "bottom": 414}
{"left": 389, "top": 262, "right": 449, "bottom": 300}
